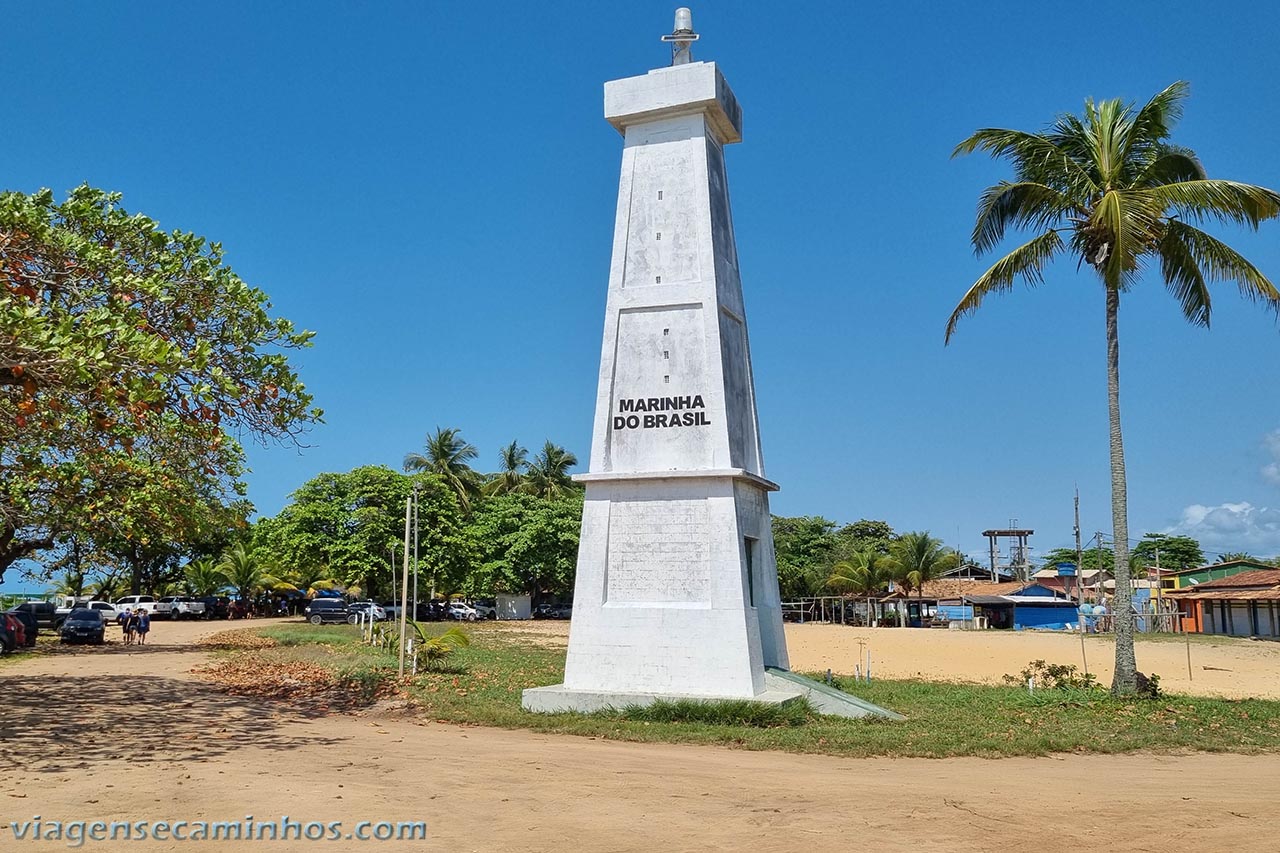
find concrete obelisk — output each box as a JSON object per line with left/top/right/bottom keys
{"left": 524, "top": 9, "right": 794, "bottom": 712}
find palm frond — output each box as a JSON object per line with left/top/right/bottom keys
{"left": 1148, "top": 180, "right": 1280, "bottom": 229}
{"left": 1121, "top": 81, "right": 1190, "bottom": 165}
{"left": 1164, "top": 220, "right": 1280, "bottom": 313}
{"left": 953, "top": 128, "right": 1099, "bottom": 197}
{"left": 1156, "top": 222, "right": 1212, "bottom": 326}
{"left": 970, "top": 182, "right": 1073, "bottom": 255}
{"left": 1133, "top": 145, "right": 1205, "bottom": 188}
{"left": 945, "top": 230, "right": 1064, "bottom": 342}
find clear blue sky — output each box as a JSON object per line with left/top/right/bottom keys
{"left": 6, "top": 0, "right": 1280, "bottom": 589}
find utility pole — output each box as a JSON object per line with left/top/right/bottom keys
{"left": 397, "top": 496, "right": 411, "bottom": 678}
{"left": 412, "top": 482, "right": 420, "bottom": 621}
{"left": 1096, "top": 531, "right": 1106, "bottom": 606}
{"left": 1074, "top": 487, "right": 1083, "bottom": 602}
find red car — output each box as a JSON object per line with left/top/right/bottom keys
{"left": 1, "top": 612, "right": 28, "bottom": 652}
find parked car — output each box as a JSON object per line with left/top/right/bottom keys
{"left": 305, "top": 598, "right": 349, "bottom": 625}
{"left": 59, "top": 609, "right": 105, "bottom": 644}
{"left": 199, "top": 596, "right": 232, "bottom": 619}
{"left": 4, "top": 609, "right": 38, "bottom": 647}
{"left": 550, "top": 603, "right": 573, "bottom": 620}
{"left": 415, "top": 601, "right": 447, "bottom": 621}
{"left": 53, "top": 595, "right": 93, "bottom": 623}
{"left": 1, "top": 612, "right": 29, "bottom": 652}
{"left": 154, "top": 596, "right": 206, "bottom": 620}
{"left": 114, "top": 595, "right": 158, "bottom": 615}
{"left": 446, "top": 602, "right": 478, "bottom": 622}
{"left": 345, "top": 601, "right": 388, "bottom": 623}
{"left": 74, "top": 601, "right": 119, "bottom": 624}
{"left": 532, "top": 603, "right": 556, "bottom": 620}
{"left": 472, "top": 599, "right": 497, "bottom": 620}
{"left": 12, "top": 601, "right": 61, "bottom": 629}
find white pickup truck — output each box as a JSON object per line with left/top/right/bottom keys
{"left": 154, "top": 595, "right": 207, "bottom": 620}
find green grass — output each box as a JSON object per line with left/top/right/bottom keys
{"left": 237, "top": 622, "right": 1280, "bottom": 758}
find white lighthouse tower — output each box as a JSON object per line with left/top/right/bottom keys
{"left": 524, "top": 10, "right": 896, "bottom": 718}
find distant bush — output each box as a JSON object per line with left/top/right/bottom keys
{"left": 1004, "top": 660, "right": 1100, "bottom": 691}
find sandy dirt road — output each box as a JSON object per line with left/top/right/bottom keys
{"left": 2, "top": 618, "right": 1278, "bottom": 852}
{"left": 512, "top": 620, "right": 1280, "bottom": 700}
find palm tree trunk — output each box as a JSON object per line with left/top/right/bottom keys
{"left": 1106, "top": 287, "right": 1137, "bottom": 694}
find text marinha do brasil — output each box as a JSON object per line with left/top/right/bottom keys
{"left": 613, "top": 395, "right": 711, "bottom": 430}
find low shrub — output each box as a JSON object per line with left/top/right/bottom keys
{"left": 603, "top": 697, "right": 815, "bottom": 728}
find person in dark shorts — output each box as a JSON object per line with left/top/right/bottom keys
{"left": 136, "top": 609, "right": 151, "bottom": 645}
{"left": 122, "top": 609, "right": 136, "bottom": 645}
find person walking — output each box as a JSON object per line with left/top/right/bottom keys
{"left": 136, "top": 609, "right": 151, "bottom": 645}
{"left": 122, "top": 608, "right": 136, "bottom": 645}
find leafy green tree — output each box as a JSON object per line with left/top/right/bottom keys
{"left": 1131, "top": 533, "right": 1203, "bottom": 571}
{"left": 0, "top": 185, "right": 320, "bottom": 581}
{"left": 525, "top": 441, "right": 579, "bottom": 499}
{"left": 947, "top": 83, "right": 1280, "bottom": 693}
{"left": 258, "top": 466, "right": 467, "bottom": 601}
{"left": 834, "top": 519, "right": 895, "bottom": 555}
{"left": 404, "top": 427, "right": 480, "bottom": 512}
{"left": 1215, "top": 551, "right": 1258, "bottom": 564}
{"left": 486, "top": 440, "right": 528, "bottom": 496}
{"left": 466, "top": 492, "right": 581, "bottom": 604}
{"left": 1040, "top": 546, "right": 1115, "bottom": 573}
{"left": 772, "top": 516, "right": 839, "bottom": 598}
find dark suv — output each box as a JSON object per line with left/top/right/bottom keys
{"left": 199, "top": 596, "right": 232, "bottom": 620}
{"left": 305, "top": 598, "right": 348, "bottom": 625}
{"left": 13, "top": 601, "right": 60, "bottom": 629}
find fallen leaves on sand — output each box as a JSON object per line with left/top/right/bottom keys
{"left": 198, "top": 629, "right": 279, "bottom": 650}
{"left": 192, "top": 656, "right": 334, "bottom": 700}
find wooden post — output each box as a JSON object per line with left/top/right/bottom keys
{"left": 397, "top": 496, "right": 411, "bottom": 678}
{"left": 1079, "top": 625, "right": 1089, "bottom": 675}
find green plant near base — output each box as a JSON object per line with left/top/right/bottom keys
{"left": 1005, "top": 660, "right": 1101, "bottom": 691}
{"left": 604, "top": 698, "right": 816, "bottom": 728}
{"left": 407, "top": 622, "right": 470, "bottom": 671}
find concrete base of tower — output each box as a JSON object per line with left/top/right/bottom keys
{"left": 522, "top": 672, "right": 903, "bottom": 719}
{"left": 520, "top": 683, "right": 804, "bottom": 715}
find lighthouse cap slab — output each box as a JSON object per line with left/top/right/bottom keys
{"left": 604, "top": 61, "right": 742, "bottom": 143}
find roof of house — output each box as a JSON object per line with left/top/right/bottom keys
{"left": 1183, "top": 568, "right": 1280, "bottom": 590}
{"left": 1166, "top": 559, "right": 1276, "bottom": 577}
{"left": 882, "top": 579, "right": 1067, "bottom": 602}
{"left": 1167, "top": 569, "right": 1280, "bottom": 598}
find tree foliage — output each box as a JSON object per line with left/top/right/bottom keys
{"left": 0, "top": 185, "right": 320, "bottom": 582}
{"left": 466, "top": 491, "right": 582, "bottom": 601}
{"left": 1131, "top": 533, "right": 1203, "bottom": 571}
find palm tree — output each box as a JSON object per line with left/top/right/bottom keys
{"left": 87, "top": 573, "right": 127, "bottom": 602}
{"left": 403, "top": 427, "right": 480, "bottom": 511}
{"left": 218, "top": 544, "right": 277, "bottom": 605}
{"left": 886, "top": 532, "right": 958, "bottom": 628}
{"left": 486, "top": 440, "right": 529, "bottom": 496}
{"left": 946, "top": 81, "right": 1280, "bottom": 693}
{"left": 525, "top": 441, "right": 579, "bottom": 499}
{"left": 286, "top": 563, "right": 340, "bottom": 594}
{"left": 827, "top": 548, "right": 889, "bottom": 626}
{"left": 184, "top": 557, "right": 228, "bottom": 597}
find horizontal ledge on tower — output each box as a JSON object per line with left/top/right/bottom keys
{"left": 573, "top": 468, "right": 778, "bottom": 492}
